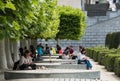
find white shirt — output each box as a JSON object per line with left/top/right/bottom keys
{"left": 77, "top": 52, "right": 86, "bottom": 60}
{"left": 19, "top": 56, "right": 32, "bottom": 65}
{"left": 50, "top": 50, "right": 53, "bottom": 55}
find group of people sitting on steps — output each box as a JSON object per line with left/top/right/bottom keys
{"left": 13, "top": 43, "right": 92, "bottom": 70}
{"left": 13, "top": 44, "right": 49, "bottom": 70}
{"left": 59, "top": 45, "right": 92, "bottom": 70}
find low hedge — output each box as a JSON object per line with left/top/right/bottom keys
{"left": 93, "top": 50, "right": 99, "bottom": 62}
{"left": 86, "top": 47, "right": 120, "bottom": 77}
{"left": 86, "top": 48, "right": 94, "bottom": 58}
{"left": 105, "top": 54, "right": 120, "bottom": 72}
{"left": 87, "top": 47, "right": 117, "bottom": 65}
{"left": 114, "top": 57, "right": 120, "bottom": 77}
{"left": 105, "top": 32, "right": 120, "bottom": 49}
{"left": 98, "top": 52, "right": 109, "bottom": 65}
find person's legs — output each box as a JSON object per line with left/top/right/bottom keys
{"left": 72, "top": 55, "right": 77, "bottom": 59}
{"left": 78, "top": 59, "right": 92, "bottom": 69}
{"left": 19, "top": 64, "right": 29, "bottom": 70}
{"left": 84, "top": 60, "right": 92, "bottom": 69}
{"left": 13, "top": 60, "right": 20, "bottom": 70}
{"left": 78, "top": 60, "right": 84, "bottom": 64}
{"left": 30, "top": 64, "right": 36, "bottom": 70}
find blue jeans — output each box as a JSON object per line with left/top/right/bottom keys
{"left": 78, "top": 59, "right": 92, "bottom": 69}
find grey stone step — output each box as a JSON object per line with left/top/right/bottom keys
{"left": 4, "top": 69, "right": 100, "bottom": 80}
{"left": 36, "top": 59, "right": 75, "bottom": 63}
{"left": 41, "top": 56, "right": 59, "bottom": 59}
{"left": 4, "top": 78, "right": 107, "bottom": 81}
{"left": 48, "top": 54, "right": 60, "bottom": 56}
{"left": 35, "top": 63, "right": 87, "bottom": 69}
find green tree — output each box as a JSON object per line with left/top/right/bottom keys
{"left": 0, "top": 0, "right": 20, "bottom": 69}
{"left": 56, "top": 6, "right": 86, "bottom": 44}
{"left": 0, "top": 0, "right": 59, "bottom": 69}
{"left": 27, "top": 0, "right": 59, "bottom": 39}
{"left": 25, "top": 0, "right": 59, "bottom": 47}
{"left": 0, "top": 0, "right": 36, "bottom": 69}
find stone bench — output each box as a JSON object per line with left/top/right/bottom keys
{"left": 35, "top": 63, "right": 87, "bottom": 69}
{"left": 4, "top": 78, "right": 107, "bottom": 81}
{"left": 41, "top": 56, "right": 59, "bottom": 59}
{"left": 43, "top": 54, "right": 60, "bottom": 56}
{"left": 36, "top": 59, "right": 75, "bottom": 63}
{"left": 4, "top": 69, "right": 100, "bottom": 80}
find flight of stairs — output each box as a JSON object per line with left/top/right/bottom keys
{"left": 4, "top": 54, "right": 100, "bottom": 80}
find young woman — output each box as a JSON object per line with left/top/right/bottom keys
{"left": 58, "top": 47, "right": 63, "bottom": 55}
{"left": 19, "top": 50, "right": 36, "bottom": 70}
{"left": 78, "top": 48, "right": 92, "bottom": 70}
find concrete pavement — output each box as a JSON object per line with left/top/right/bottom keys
{"left": 89, "top": 58, "right": 120, "bottom": 81}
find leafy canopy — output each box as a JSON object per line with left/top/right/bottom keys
{"left": 56, "top": 6, "right": 86, "bottom": 40}
{"left": 0, "top": 0, "right": 59, "bottom": 41}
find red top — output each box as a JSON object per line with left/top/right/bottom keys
{"left": 69, "top": 48, "right": 74, "bottom": 54}
{"left": 59, "top": 49, "right": 63, "bottom": 54}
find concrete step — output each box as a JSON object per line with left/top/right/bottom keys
{"left": 41, "top": 56, "right": 59, "bottom": 59}
{"left": 36, "top": 59, "right": 75, "bottom": 63}
{"left": 35, "top": 63, "right": 87, "bottom": 69}
{"left": 4, "top": 69, "right": 100, "bottom": 80}
{"left": 4, "top": 78, "right": 107, "bottom": 81}
{"left": 45, "top": 54, "right": 60, "bottom": 56}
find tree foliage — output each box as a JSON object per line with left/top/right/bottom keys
{"left": 0, "top": 0, "right": 32, "bottom": 40}
{"left": 0, "top": 0, "right": 59, "bottom": 40}
{"left": 56, "top": 6, "right": 86, "bottom": 40}
{"left": 26, "top": 0, "right": 59, "bottom": 39}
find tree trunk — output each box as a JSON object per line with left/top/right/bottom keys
{"left": 31, "top": 39, "right": 37, "bottom": 48}
{"left": 10, "top": 40, "right": 14, "bottom": 59}
{"left": 0, "top": 39, "right": 8, "bottom": 69}
{"left": 56, "top": 38, "right": 60, "bottom": 46}
{"left": 5, "top": 38, "right": 13, "bottom": 68}
{"left": 28, "top": 39, "right": 31, "bottom": 48}
{"left": 13, "top": 41, "right": 20, "bottom": 62}
{"left": 20, "top": 39, "right": 28, "bottom": 49}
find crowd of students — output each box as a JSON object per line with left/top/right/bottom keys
{"left": 13, "top": 44, "right": 92, "bottom": 70}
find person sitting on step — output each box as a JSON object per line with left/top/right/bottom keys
{"left": 77, "top": 48, "right": 92, "bottom": 70}
{"left": 19, "top": 50, "right": 36, "bottom": 70}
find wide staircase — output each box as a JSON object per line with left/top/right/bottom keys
{"left": 4, "top": 54, "right": 103, "bottom": 81}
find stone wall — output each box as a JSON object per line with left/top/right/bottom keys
{"left": 80, "top": 15, "right": 120, "bottom": 47}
